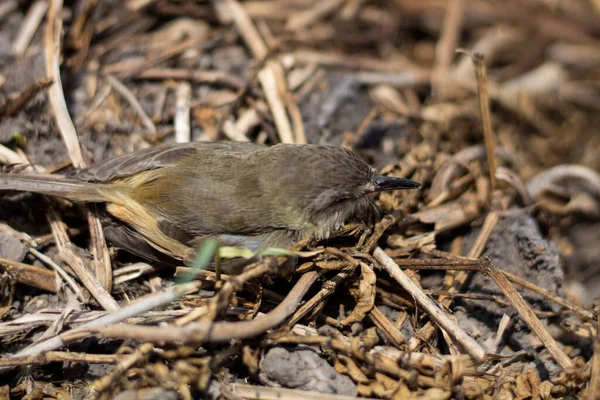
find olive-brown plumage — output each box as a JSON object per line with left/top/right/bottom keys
{"left": 0, "top": 141, "right": 420, "bottom": 270}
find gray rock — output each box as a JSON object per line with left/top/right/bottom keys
{"left": 260, "top": 346, "right": 357, "bottom": 396}
{"left": 0, "top": 232, "right": 27, "bottom": 263}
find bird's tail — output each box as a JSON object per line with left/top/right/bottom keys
{"left": 0, "top": 173, "right": 107, "bottom": 202}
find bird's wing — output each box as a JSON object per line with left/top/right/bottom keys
{"left": 76, "top": 141, "right": 267, "bottom": 182}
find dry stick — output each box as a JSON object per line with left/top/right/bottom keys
{"left": 45, "top": 0, "right": 85, "bottom": 166}
{"left": 285, "top": 0, "right": 344, "bottom": 31}
{"left": 12, "top": 0, "right": 48, "bottom": 56}
{"left": 479, "top": 258, "right": 573, "bottom": 370}
{"left": 431, "top": 0, "right": 463, "bottom": 99}
{"left": 45, "top": 0, "right": 112, "bottom": 292}
{"left": 174, "top": 82, "right": 191, "bottom": 143}
{"left": 286, "top": 266, "right": 355, "bottom": 327}
{"left": 63, "top": 271, "right": 321, "bottom": 343}
{"left": 28, "top": 247, "right": 84, "bottom": 301}
{"left": 369, "top": 306, "right": 406, "bottom": 347}
{"left": 0, "top": 143, "right": 28, "bottom": 165}
{"left": 0, "top": 281, "right": 201, "bottom": 374}
{"left": 393, "top": 257, "right": 595, "bottom": 321}
{"left": 0, "top": 352, "right": 118, "bottom": 367}
{"left": 0, "top": 257, "right": 56, "bottom": 293}
{"left": 1, "top": 77, "right": 53, "bottom": 117}
{"left": 468, "top": 51, "right": 498, "bottom": 193}
{"left": 46, "top": 208, "right": 119, "bottom": 311}
{"left": 374, "top": 247, "right": 486, "bottom": 360}
{"left": 94, "top": 342, "right": 154, "bottom": 394}
{"left": 409, "top": 212, "right": 499, "bottom": 351}
{"left": 225, "top": 0, "right": 296, "bottom": 144}
{"left": 136, "top": 68, "right": 246, "bottom": 89}
{"left": 258, "top": 61, "right": 296, "bottom": 143}
{"left": 106, "top": 74, "right": 156, "bottom": 134}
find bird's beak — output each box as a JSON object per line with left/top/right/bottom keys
{"left": 370, "top": 175, "right": 421, "bottom": 192}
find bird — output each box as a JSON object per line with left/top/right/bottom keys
{"left": 0, "top": 141, "right": 421, "bottom": 272}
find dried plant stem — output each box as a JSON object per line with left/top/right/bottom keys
{"left": 286, "top": 266, "right": 354, "bottom": 327}
{"left": 29, "top": 247, "right": 84, "bottom": 301}
{"left": 470, "top": 51, "right": 498, "bottom": 193}
{"left": 0, "top": 281, "right": 201, "bottom": 374}
{"left": 45, "top": 0, "right": 85, "bottom": 167}
{"left": 410, "top": 212, "right": 499, "bottom": 350}
{"left": 174, "top": 81, "right": 191, "bottom": 143}
{"left": 0, "top": 257, "right": 56, "bottom": 292}
{"left": 12, "top": 0, "right": 48, "bottom": 56}
{"left": 62, "top": 271, "right": 320, "bottom": 344}
{"left": 431, "top": 0, "right": 463, "bottom": 99}
{"left": 47, "top": 208, "right": 119, "bottom": 311}
{"left": 374, "top": 247, "right": 486, "bottom": 360}
{"left": 224, "top": 0, "right": 296, "bottom": 144}
{"left": 45, "top": 0, "right": 112, "bottom": 292}
{"left": 106, "top": 74, "right": 156, "bottom": 134}
{"left": 479, "top": 258, "right": 573, "bottom": 370}
{"left": 0, "top": 352, "right": 118, "bottom": 367}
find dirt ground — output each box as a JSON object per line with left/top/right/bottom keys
{"left": 0, "top": 0, "right": 599, "bottom": 399}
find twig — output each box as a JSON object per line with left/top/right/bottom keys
{"left": 45, "top": 0, "right": 112, "bottom": 292}
{"left": 1, "top": 77, "right": 53, "bottom": 117}
{"left": 174, "top": 82, "right": 191, "bottom": 143}
{"left": 106, "top": 74, "right": 156, "bottom": 134}
{"left": 0, "top": 144, "right": 28, "bottom": 165}
{"left": 374, "top": 247, "right": 486, "bottom": 360}
{"left": 136, "top": 68, "right": 246, "bottom": 89}
{"left": 224, "top": 0, "right": 296, "bottom": 144}
{"left": 0, "top": 281, "right": 201, "bottom": 373}
{"left": 285, "top": 0, "right": 344, "bottom": 31}
{"left": 12, "top": 0, "right": 48, "bottom": 57}
{"left": 46, "top": 208, "right": 119, "bottom": 311}
{"left": 28, "top": 247, "right": 85, "bottom": 301}
{"left": 369, "top": 306, "right": 406, "bottom": 347}
{"left": 431, "top": 0, "right": 463, "bottom": 99}
{"left": 63, "top": 271, "right": 320, "bottom": 343}
{"left": 409, "top": 212, "right": 499, "bottom": 351}
{"left": 286, "top": 266, "right": 354, "bottom": 327}
{"left": 0, "top": 352, "right": 118, "bottom": 367}
{"left": 45, "top": 0, "right": 86, "bottom": 167}
{"left": 223, "top": 0, "right": 268, "bottom": 60}
{"left": 460, "top": 50, "right": 498, "bottom": 193}
{"left": 0, "top": 257, "right": 56, "bottom": 292}
{"left": 93, "top": 342, "right": 154, "bottom": 393}
{"left": 479, "top": 258, "right": 573, "bottom": 370}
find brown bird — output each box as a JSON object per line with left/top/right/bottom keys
{"left": 0, "top": 142, "right": 420, "bottom": 271}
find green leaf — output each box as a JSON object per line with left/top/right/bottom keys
{"left": 176, "top": 239, "right": 218, "bottom": 283}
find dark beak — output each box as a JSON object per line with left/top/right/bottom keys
{"left": 371, "top": 175, "right": 421, "bottom": 192}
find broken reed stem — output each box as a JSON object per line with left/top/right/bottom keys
{"left": 0, "top": 281, "right": 201, "bottom": 374}
{"left": 479, "top": 258, "right": 573, "bottom": 370}
{"left": 45, "top": 0, "right": 112, "bottom": 292}
{"left": 63, "top": 271, "right": 321, "bottom": 344}
{"left": 0, "top": 352, "right": 118, "bottom": 367}
{"left": 410, "top": 212, "right": 499, "bottom": 351}
{"left": 286, "top": 265, "right": 355, "bottom": 327}
{"left": 374, "top": 247, "right": 486, "bottom": 361}
{"left": 468, "top": 51, "right": 498, "bottom": 193}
